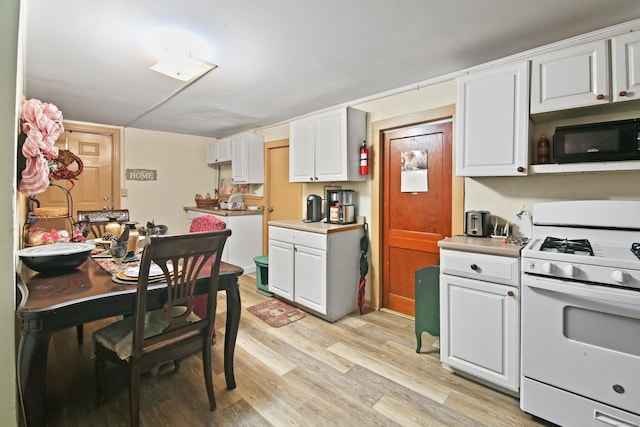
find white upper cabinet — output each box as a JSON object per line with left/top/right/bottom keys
{"left": 289, "top": 107, "right": 366, "bottom": 182}
{"left": 612, "top": 31, "right": 640, "bottom": 103}
{"left": 231, "top": 133, "right": 264, "bottom": 184}
{"left": 207, "top": 138, "right": 232, "bottom": 164}
{"left": 456, "top": 61, "right": 529, "bottom": 177}
{"left": 530, "top": 40, "right": 609, "bottom": 114}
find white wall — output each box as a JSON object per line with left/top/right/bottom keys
{"left": 3, "top": 0, "right": 20, "bottom": 425}
{"left": 121, "top": 128, "right": 216, "bottom": 234}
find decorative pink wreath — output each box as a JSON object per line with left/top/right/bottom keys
{"left": 18, "top": 99, "right": 64, "bottom": 197}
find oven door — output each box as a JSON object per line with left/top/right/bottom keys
{"left": 522, "top": 274, "right": 640, "bottom": 414}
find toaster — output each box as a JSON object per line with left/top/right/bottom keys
{"left": 465, "top": 210, "right": 492, "bottom": 237}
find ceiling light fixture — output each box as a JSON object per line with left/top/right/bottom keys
{"left": 150, "top": 49, "right": 217, "bottom": 81}
{"left": 145, "top": 27, "right": 216, "bottom": 82}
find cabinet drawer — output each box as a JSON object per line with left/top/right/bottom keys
{"left": 268, "top": 226, "right": 327, "bottom": 250}
{"left": 440, "top": 249, "right": 519, "bottom": 287}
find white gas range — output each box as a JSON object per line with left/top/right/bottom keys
{"left": 520, "top": 200, "right": 640, "bottom": 427}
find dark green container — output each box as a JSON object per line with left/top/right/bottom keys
{"left": 415, "top": 265, "right": 440, "bottom": 353}
{"left": 253, "top": 255, "right": 273, "bottom": 296}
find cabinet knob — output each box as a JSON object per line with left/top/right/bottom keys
{"left": 470, "top": 264, "right": 478, "bottom": 271}
{"left": 619, "top": 90, "right": 628, "bottom": 97}
{"left": 517, "top": 166, "right": 525, "bottom": 173}
{"left": 596, "top": 94, "right": 605, "bottom": 100}
{"left": 507, "top": 291, "right": 515, "bottom": 297}
{"left": 309, "top": 177, "right": 314, "bottom": 181}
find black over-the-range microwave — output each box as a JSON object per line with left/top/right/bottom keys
{"left": 553, "top": 118, "right": 640, "bottom": 163}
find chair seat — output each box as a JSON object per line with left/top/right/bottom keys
{"left": 94, "top": 307, "right": 200, "bottom": 360}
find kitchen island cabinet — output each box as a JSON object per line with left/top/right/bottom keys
{"left": 438, "top": 236, "right": 523, "bottom": 393}
{"left": 185, "top": 207, "right": 262, "bottom": 273}
{"left": 268, "top": 219, "right": 363, "bottom": 321}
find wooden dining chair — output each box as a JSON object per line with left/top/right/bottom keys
{"left": 93, "top": 229, "right": 231, "bottom": 426}
{"left": 189, "top": 214, "right": 228, "bottom": 340}
{"left": 74, "top": 209, "right": 130, "bottom": 345}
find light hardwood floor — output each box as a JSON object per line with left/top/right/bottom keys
{"left": 37, "top": 274, "right": 550, "bottom": 426}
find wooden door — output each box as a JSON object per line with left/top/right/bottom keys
{"left": 382, "top": 120, "right": 452, "bottom": 316}
{"left": 35, "top": 123, "right": 120, "bottom": 223}
{"left": 264, "top": 139, "right": 302, "bottom": 253}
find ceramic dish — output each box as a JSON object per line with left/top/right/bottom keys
{"left": 123, "top": 263, "right": 173, "bottom": 278}
{"left": 17, "top": 242, "right": 96, "bottom": 274}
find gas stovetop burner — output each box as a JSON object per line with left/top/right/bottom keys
{"left": 632, "top": 243, "right": 640, "bottom": 260}
{"left": 540, "top": 237, "right": 594, "bottom": 256}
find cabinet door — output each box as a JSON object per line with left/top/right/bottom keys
{"left": 268, "top": 239, "right": 295, "bottom": 300}
{"left": 440, "top": 273, "right": 520, "bottom": 391}
{"left": 216, "top": 138, "right": 232, "bottom": 162}
{"left": 456, "top": 61, "right": 529, "bottom": 176}
{"left": 207, "top": 138, "right": 232, "bottom": 164}
{"left": 314, "top": 109, "right": 347, "bottom": 182}
{"left": 231, "top": 135, "right": 248, "bottom": 183}
{"left": 289, "top": 117, "right": 316, "bottom": 182}
{"left": 223, "top": 215, "right": 261, "bottom": 273}
{"left": 612, "top": 31, "right": 640, "bottom": 103}
{"left": 294, "top": 244, "right": 327, "bottom": 314}
{"left": 530, "top": 40, "right": 609, "bottom": 113}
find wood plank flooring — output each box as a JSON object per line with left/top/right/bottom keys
{"left": 36, "top": 274, "right": 550, "bottom": 426}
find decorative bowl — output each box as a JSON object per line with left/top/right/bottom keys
{"left": 17, "top": 242, "right": 96, "bottom": 274}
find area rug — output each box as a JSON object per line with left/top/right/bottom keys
{"left": 247, "top": 299, "right": 306, "bottom": 328}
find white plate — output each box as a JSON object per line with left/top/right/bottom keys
{"left": 17, "top": 242, "right": 96, "bottom": 256}
{"left": 124, "top": 263, "right": 173, "bottom": 278}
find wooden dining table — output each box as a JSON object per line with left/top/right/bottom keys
{"left": 16, "top": 256, "right": 244, "bottom": 427}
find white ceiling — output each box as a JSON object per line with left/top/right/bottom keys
{"left": 24, "top": 1, "right": 640, "bottom": 138}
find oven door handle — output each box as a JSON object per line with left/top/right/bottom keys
{"left": 526, "top": 278, "right": 640, "bottom": 307}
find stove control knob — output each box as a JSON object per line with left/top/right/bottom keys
{"left": 611, "top": 270, "right": 627, "bottom": 284}
{"left": 542, "top": 262, "right": 553, "bottom": 274}
{"left": 564, "top": 264, "right": 576, "bottom": 277}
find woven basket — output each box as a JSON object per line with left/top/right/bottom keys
{"left": 195, "top": 198, "right": 219, "bottom": 208}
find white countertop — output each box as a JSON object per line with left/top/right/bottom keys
{"left": 183, "top": 206, "right": 263, "bottom": 217}
{"left": 269, "top": 218, "right": 364, "bottom": 234}
{"left": 438, "top": 235, "right": 524, "bottom": 258}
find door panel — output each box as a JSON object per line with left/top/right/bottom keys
{"left": 32, "top": 124, "right": 119, "bottom": 230}
{"left": 264, "top": 140, "right": 302, "bottom": 253}
{"left": 382, "top": 120, "right": 452, "bottom": 316}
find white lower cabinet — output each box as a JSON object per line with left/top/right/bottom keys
{"left": 186, "top": 210, "right": 262, "bottom": 274}
{"left": 439, "top": 249, "right": 520, "bottom": 392}
{"left": 268, "top": 225, "right": 360, "bottom": 322}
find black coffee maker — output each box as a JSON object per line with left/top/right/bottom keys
{"left": 304, "top": 194, "right": 322, "bottom": 222}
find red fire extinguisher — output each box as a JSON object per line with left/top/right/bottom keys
{"left": 359, "top": 141, "right": 368, "bottom": 175}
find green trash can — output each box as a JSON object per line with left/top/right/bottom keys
{"left": 415, "top": 265, "right": 440, "bottom": 353}
{"left": 253, "top": 255, "right": 273, "bottom": 296}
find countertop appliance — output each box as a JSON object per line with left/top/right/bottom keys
{"left": 326, "top": 189, "right": 356, "bottom": 224}
{"left": 553, "top": 118, "right": 640, "bottom": 163}
{"left": 520, "top": 200, "right": 640, "bottom": 426}
{"left": 464, "top": 210, "right": 491, "bottom": 237}
{"left": 304, "top": 194, "right": 322, "bottom": 222}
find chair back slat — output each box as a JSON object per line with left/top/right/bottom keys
{"left": 131, "top": 230, "right": 231, "bottom": 359}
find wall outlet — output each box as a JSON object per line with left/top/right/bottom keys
{"left": 121, "top": 188, "right": 128, "bottom": 197}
